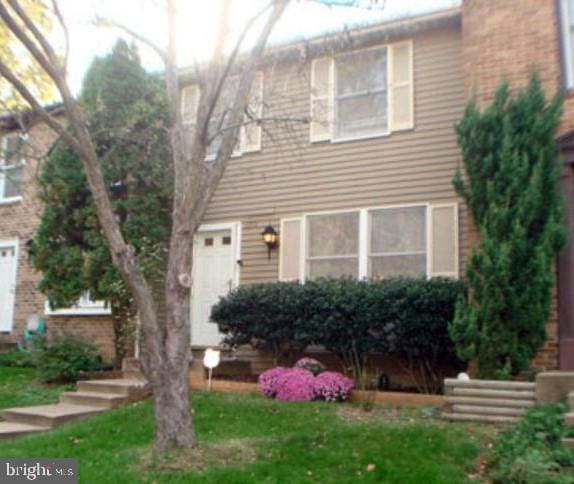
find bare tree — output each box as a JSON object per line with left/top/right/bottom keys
{"left": 0, "top": 0, "right": 288, "bottom": 450}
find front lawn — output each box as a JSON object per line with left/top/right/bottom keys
{"left": 0, "top": 366, "right": 72, "bottom": 409}
{"left": 0, "top": 366, "right": 492, "bottom": 483}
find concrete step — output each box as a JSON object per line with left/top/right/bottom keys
{"left": 564, "top": 412, "right": 574, "bottom": 426}
{"left": 76, "top": 379, "right": 149, "bottom": 397}
{"left": 444, "top": 378, "right": 535, "bottom": 390}
{"left": 0, "top": 422, "right": 50, "bottom": 439}
{"left": 442, "top": 412, "right": 519, "bottom": 424}
{"left": 59, "top": 391, "right": 130, "bottom": 409}
{"left": 2, "top": 404, "right": 105, "bottom": 429}
{"left": 452, "top": 404, "right": 526, "bottom": 417}
{"left": 122, "top": 370, "right": 145, "bottom": 380}
{"left": 446, "top": 396, "right": 535, "bottom": 408}
{"left": 452, "top": 387, "right": 536, "bottom": 400}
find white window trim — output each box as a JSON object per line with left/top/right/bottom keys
{"left": 0, "top": 135, "right": 24, "bottom": 203}
{"left": 561, "top": 0, "right": 574, "bottom": 89}
{"left": 332, "top": 44, "right": 391, "bottom": 143}
{"left": 302, "top": 203, "right": 431, "bottom": 282}
{"left": 45, "top": 292, "right": 112, "bottom": 316}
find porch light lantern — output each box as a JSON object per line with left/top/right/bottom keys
{"left": 261, "top": 225, "right": 279, "bottom": 259}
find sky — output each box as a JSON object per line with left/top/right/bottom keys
{"left": 55, "top": 0, "right": 461, "bottom": 93}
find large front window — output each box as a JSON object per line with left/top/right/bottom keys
{"left": 335, "top": 47, "right": 388, "bottom": 140}
{"left": 305, "top": 205, "right": 427, "bottom": 280}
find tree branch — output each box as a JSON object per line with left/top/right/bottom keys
{"left": 94, "top": 16, "right": 169, "bottom": 65}
{"left": 0, "top": 58, "right": 79, "bottom": 151}
{"left": 6, "top": 0, "right": 63, "bottom": 74}
{"left": 50, "top": 0, "right": 69, "bottom": 75}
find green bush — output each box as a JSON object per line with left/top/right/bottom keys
{"left": 0, "top": 351, "right": 35, "bottom": 368}
{"left": 211, "top": 282, "right": 312, "bottom": 364}
{"left": 211, "top": 277, "right": 466, "bottom": 392}
{"left": 488, "top": 403, "right": 574, "bottom": 483}
{"left": 31, "top": 334, "right": 102, "bottom": 383}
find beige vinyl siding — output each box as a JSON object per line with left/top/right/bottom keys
{"left": 200, "top": 26, "right": 467, "bottom": 285}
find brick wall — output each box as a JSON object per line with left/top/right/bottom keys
{"left": 462, "top": 0, "right": 571, "bottom": 370}
{"left": 0, "top": 122, "right": 116, "bottom": 362}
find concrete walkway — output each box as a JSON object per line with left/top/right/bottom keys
{"left": 0, "top": 378, "right": 150, "bottom": 439}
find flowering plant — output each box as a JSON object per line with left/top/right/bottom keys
{"left": 293, "top": 357, "right": 326, "bottom": 376}
{"left": 275, "top": 368, "right": 315, "bottom": 401}
{"left": 258, "top": 366, "right": 288, "bottom": 398}
{"left": 313, "top": 371, "right": 355, "bottom": 402}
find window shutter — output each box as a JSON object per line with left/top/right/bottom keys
{"left": 241, "top": 71, "right": 263, "bottom": 153}
{"left": 181, "top": 84, "right": 199, "bottom": 125}
{"left": 310, "top": 57, "right": 333, "bottom": 142}
{"left": 279, "top": 218, "right": 303, "bottom": 281}
{"left": 389, "top": 41, "right": 414, "bottom": 132}
{"left": 429, "top": 203, "right": 458, "bottom": 278}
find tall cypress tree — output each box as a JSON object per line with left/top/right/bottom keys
{"left": 449, "top": 74, "right": 567, "bottom": 379}
{"left": 30, "top": 40, "right": 172, "bottom": 365}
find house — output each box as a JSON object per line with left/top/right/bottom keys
{"left": 0, "top": 0, "right": 571, "bottom": 375}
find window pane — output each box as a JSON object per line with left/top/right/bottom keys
{"left": 370, "top": 206, "right": 426, "bottom": 254}
{"left": 336, "top": 92, "right": 387, "bottom": 139}
{"left": 369, "top": 254, "right": 426, "bottom": 279}
{"left": 2, "top": 136, "right": 21, "bottom": 166}
{"left": 308, "top": 212, "right": 359, "bottom": 257}
{"left": 337, "top": 48, "right": 387, "bottom": 95}
{"left": 3, "top": 165, "right": 22, "bottom": 198}
{"left": 309, "top": 258, "right": 358, "bottom": 279}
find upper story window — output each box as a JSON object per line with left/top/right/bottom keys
{"left": 310, "top": 40, "right": 414, "bottom": 143}
{"left": 0, "top": 135, "right": 24, "bottom": 202}
{"left": 180, "top": 71, "right": 264, "bottom": 159}
{"left": 561, "top": 0, "right": 574, "bottom": 89}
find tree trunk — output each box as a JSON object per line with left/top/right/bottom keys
{"left": 150, "top": 361, "right": 197, "bottom": 450}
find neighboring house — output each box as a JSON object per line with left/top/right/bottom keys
{"left": 0, "top": 111, "right": 116, "bottom": 360}
{"left": 1, "top": 0, "right": 573, "bottom": 375}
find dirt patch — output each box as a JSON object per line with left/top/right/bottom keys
{"left": 337, "top": 404, "right": 442, "bottom": 425}
{"left": 136, "top": 438, "right": 258, "bottom": 474}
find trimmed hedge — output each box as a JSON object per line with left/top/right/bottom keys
{"left": 211, "top": 277, "right": 466, "bottom": 393}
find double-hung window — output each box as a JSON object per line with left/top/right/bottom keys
{"left": 335, "top": 47, "right": 389, "bottom": 140}
{"left": 310, "top": 40, "right": 413, "bottom": 142}
{"left": 0, "top": 135, "right": 23, "bottom": 202}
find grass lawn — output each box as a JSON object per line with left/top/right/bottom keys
{"left": 0, "top": 367, "right": 494, "bottom": 483}
{"left": 0, "top": 366, "right": 72, "bottom": 409}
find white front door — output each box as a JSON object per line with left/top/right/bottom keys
{"left": 191, "top": 228, "right": 237, "bottom": 347}
{"left": 0, "top": 241, "right": 18, "bottom": 332}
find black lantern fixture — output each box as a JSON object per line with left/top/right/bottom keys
{"left": 261, "top": 225, "right": 279, "bottom": 259}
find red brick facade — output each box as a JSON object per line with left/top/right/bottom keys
{"left": 0, "top": 122, "right": 115, "bottom": 361}
{"left": 461, "top": 0, "right": 572, "bottom": 370}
